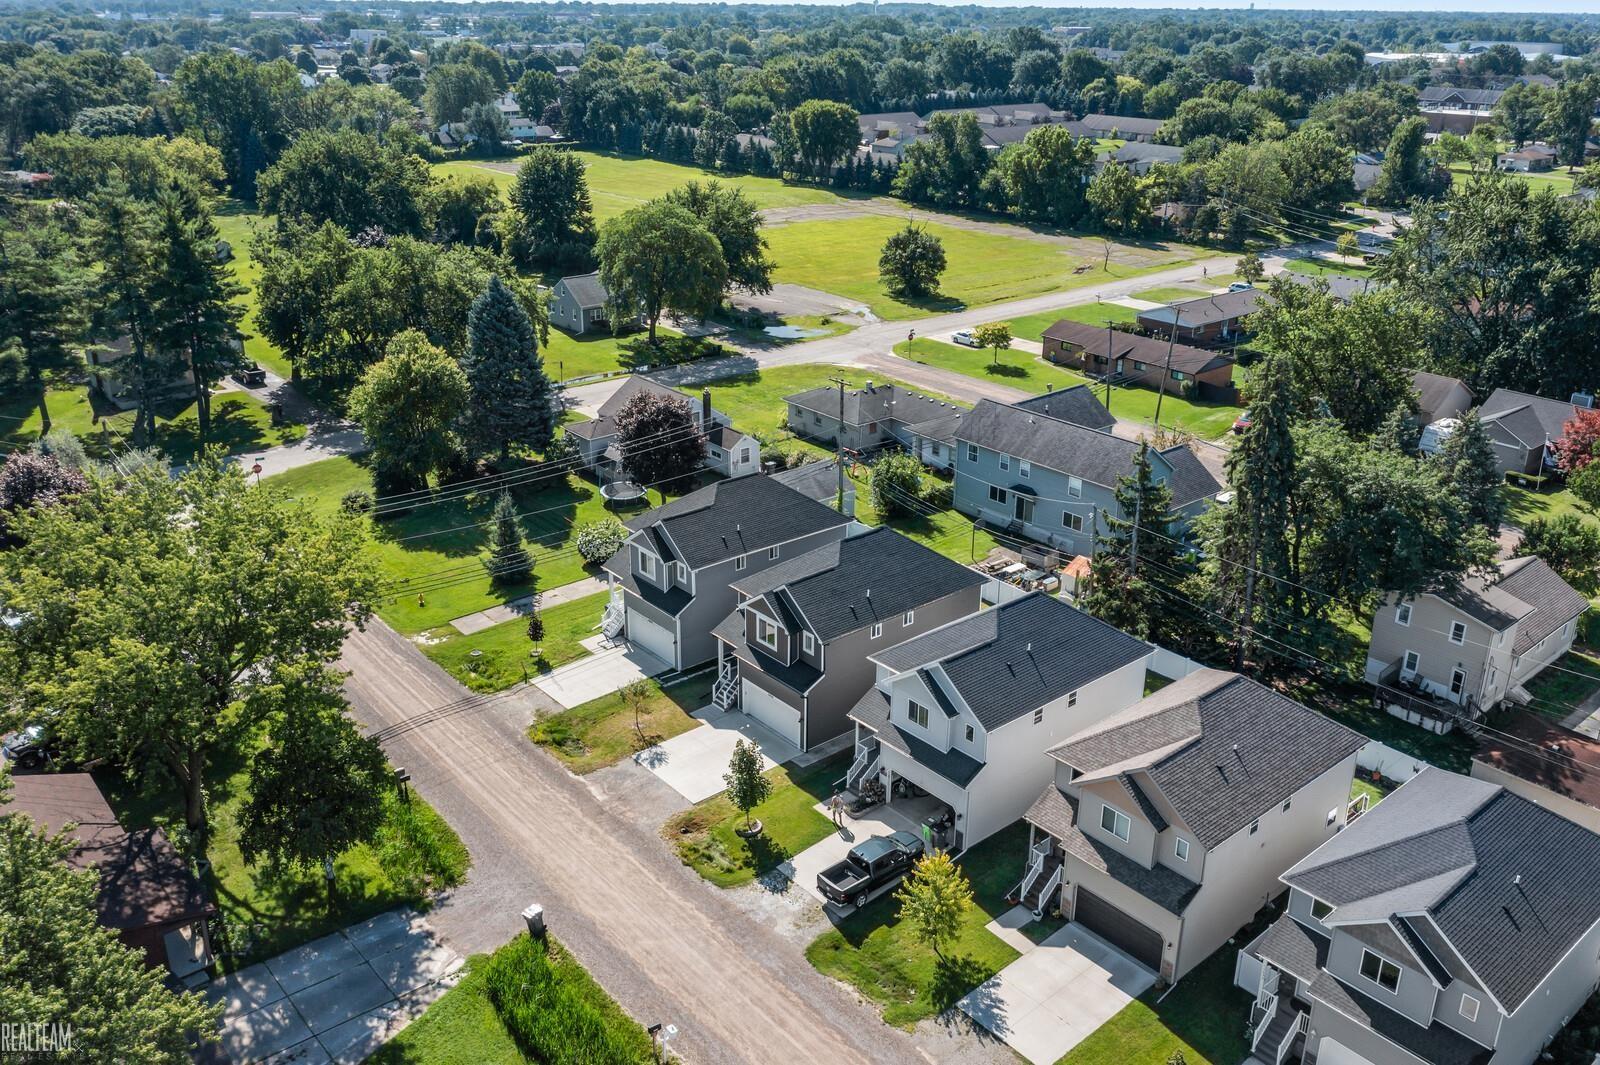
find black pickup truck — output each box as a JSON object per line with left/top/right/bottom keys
{"left": 817, "top": 831, "right": 924, "bottom": 908}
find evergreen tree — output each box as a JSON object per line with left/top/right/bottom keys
{"left": 0, "top": 201, "right": 90, "bottom": 435}
{"left": 1433, "top": 410, "right": 1503, "bottom": 533}
{"left": 459, "top": 276, "right": 556, "bottom": 462}
{"left": 1207, "top": 354, "right": 1296, "bottom": 669}
{"left": 486, "top": 489, "right": 532, "bottom": 586}
{"left": 148, "top": 183, "right": 244, "bottom": 444}
{"left": 1081, "top": 443, "right": 1181, "bottom": 642}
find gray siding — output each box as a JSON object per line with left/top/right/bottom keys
{"left": 1365, "top": 593, "right": 1509, "bottom": 708}
{"left": 952, "top": 443, "right": 1110, "bottom": 557}
{"left": 786, "top": 402, "right": 893, "bottom": 453}
{"left": 1489, "top": 914, "right": 1600, "bottom": 1065}
{"left": 1308, "top": 998, "right": 1432, "bottom": 1065}
{"left": 1325, "top": 927, "right": 1438, "bottom": 1027}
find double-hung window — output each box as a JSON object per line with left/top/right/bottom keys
{"left": 1019, "top": 459, "right": 1031, "bottom": 479}
{"left": 1449, "top": 621, "right": 1467, "bottom": 645}
{"left": 1100, "top": 803, "right": 1131, "bottom": 842}
{"left": 908, "top": 701, "right": 929, "bottom": 727}
{"left": 999, "top": 453, "right": 1011, "bottom": 472}
{"left": 1395, "top": 602, "right": 1412, "bottom": 626}
{"left": 966, "top": 443, "right": 978, "bottom": 463}
{"left": 1067, "top": 476, "right": 1083, "bottom": 499}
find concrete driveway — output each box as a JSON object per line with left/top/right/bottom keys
{"left": 205, "top": 909, "right": 460, "bottom": 1064}
{"left": 635, "top": 706, "right": 802, "bottom": 802}
{"left": 958, "top": 921, "right": 1156, "bottom": 1065}
{"left": 778, "top": 796, "right": 943, "bottom": 908}
{"left": 532, "top": 637, "right": 670, "bottom": 710}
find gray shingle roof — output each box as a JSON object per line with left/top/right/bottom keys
{"left": 1011, "top": 386, "right": 1115, "bottom": 432}
{"left": 1155, "top": 444, "right": 1222, "bottom": 510}
{"left": 1079, "top": 113, "right": 1163, "bottom": 136}
{"left": 565, "top": 376, "right": 694, "bottom": 442}
{"left": 1037, "top": 321, "right": 1235, "bottom": 379}
{"left": 870, "top": 592, "right": 1151, "bottom": 732}
{"left": 1112, "top": 141, "right": 1183, "bottom": 166}
{"left": 1479, "top": 387, "right": 1585, "bottom": 448}
{"left": 711, "top": 608, "right": 820, "bottom": 694}
{"left": 1495, "top": 556, "right": 1588, "bottom": 656}
{"left": 1138, "top": 288, "right": 1270, "bottom": 329}
{"left": 556, "top": 271, "right": 608, "bottom": 309}
{"left": 1284, "top": 767, "right": 1600, "bottom": 1013}
{"left": 1306, "top": 971, "right": 1492, "bottom": 1065}
{"left": 622, "top": 476, "right": 850, "bottom": 570}
{"left": 1048, "top": 669, "right": 1365, "bottom": 849}
{"left": 768, "top": 460, "right": 841, "bottom": 503}
{"left": 1026, "top": 785, "right": 1201, "bottom": 915}
{"left": 785, "top": 382, "right": 969, "bottom": 433}
{"left": 1409, "top": 370, "right": 1471, "bottom": 422}
{"left": 848, "top": 687, "right": 983, "bottom": 787}
{"left": 1248, "top": 915, "right": 1330, "bottom": 982}
{"left": 957, "top": 398, "right": 1221, "bottom": 502}
{"left": 728, "top": 527, "right": 984, "bottom": 643}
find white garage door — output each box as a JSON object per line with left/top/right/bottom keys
{"left": 1314, "top": 1038, "right": 1377, "bottom": 1065}
{"left": 626, "top": 607, "right": 676, "bottom": 668}
{"left": 740, "top": 677, "right": 802, "bottom": 748}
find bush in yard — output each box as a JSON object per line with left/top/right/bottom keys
{"left": 1551, "top": 408, "right": 1600, "bottom": 474}
{"left": 574, "top": 517, "right": 628, "bottom": 565}
{"left": 484, "top": 934, "right": 653, "bottom": 1064}
{"left": 1517, "top": 513, "right": 1600, "bottom": 593}
{"left": 340, "top": 489, "right": 374, "bottom": 515}
{"left": 921, "top": 478, "right": 954, "bottom": 509}
{"left": 1571, "top": 462, "right": 1600, "bottom": 511}
{"left": 895, "top": 851, "right": 974, "bottom": 962}
{"left": 879, "top": 223, "right": 946, "bottom": 298}
{"left": 870, "top": 452, "right": 924, "bottom": 518}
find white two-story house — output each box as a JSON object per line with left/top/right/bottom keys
{"left": 843, "top": 592, "right": 1153, "bottom": 853}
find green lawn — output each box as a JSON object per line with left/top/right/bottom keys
{"left": 1057, "top": 938, "right": 1253, "bottom": 1065}
{"left": 1, "top": 383, "right": 305, "bottom": 462}
{"left": 1002, "top": 302, "right": 1139, "bottom": 341}
{"left": 1350, "top": 775, "right": 1390, "bottom": 811}
{"left": 530, "top": 673, "right": 714, "bottom": 774}
{"left": 215, "top": 202, "right": 294, "bottom": 382}
{"left": 1503, "top": 481, "right": 1597, "bottom": 531}
{"left": 1524, "top": 651, "right": 1600, "bottom": 718}
{"left": 1133, "top": 285, "right": 1212, "bottom": 304}
{"left": 99, "top": 723, "right": 468, "bottom": 970}
{"left": 767, "top": 214, "right": 1199, "bottom": 322}
{"left": 265, "top": 456, "right": 669, "bottom": 635}
{"left": 1284, "top": 257, "right": 1373, "bottom": 281}
{"left": 805, "top": 822, "right": 1031, "bottom": 1028}
{"left": 1449, "top": 161, "right": 1577, "bottom": 194}
{"left": 664, "top": 751, "right": 850, "bottom": 888}
{"left": 892, "top": 339, "right": 1240, "bottom": 440}
{"left": 368, "top": 955, "right": 525, "bottom": 1065}
{"left": 849, "top": 467, "right": 1000, "bottom": 563}
{"left": 419, "top": 591, "right": 610, "bottom": 693}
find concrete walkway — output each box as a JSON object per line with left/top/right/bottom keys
{"left": 448, "top": 576, "right": 608, "bottom": 635}
{"left": 532, "top": 636, "right": 670, "bottom": 709}
{"left": 635, "top": 705, "right": 802, "bottom": 803}
{"left": 203, "top": 909, "right": 460, "bottom": 1064}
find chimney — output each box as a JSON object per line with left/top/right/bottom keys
{"left": 701, "top": 388, "right": 713, "bottom": 432}
{"left": 865, "top": 380, "right": 874, "bottom": 392}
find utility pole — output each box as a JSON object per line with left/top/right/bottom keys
{"left": 1153, "top": 327, "right": 1177, "bottom": 431}
{"left": 829, "top": 375, "right": 850, "bottom": 513}
{"left": 1102, "top": 320, "right": 1115, "bottom": 416}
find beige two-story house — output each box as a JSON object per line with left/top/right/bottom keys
{"left": 1021, "top": 668, "right": 1366, "bottom": 984}
{"left": 1366, "top": 557, "right": 1586, "bottom": 729}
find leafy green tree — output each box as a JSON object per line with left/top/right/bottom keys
{"left": 1248, "top": 279, "right": 1423, "bottom": 437}
{"left": 148, "top": 183, "right": 245, "bottom": 444}
{"left": 975, "top": 322, "right": 1012, "bottom": 367}
{"left": 0, "top": 779, "right": 222, "bottom": 1063}
{"left": 509, "top": 147, "right": 598, "bottom": 271}
{"left": 426, "top": 174, "right": 504, "bottom": 247}
{"left": 1307, "top": 83, "right": 1416, "bottom": 152}
{"left": 348, "top": 330, "right": 470, "bottom": 492}
{"left": 723, "top": 738, "right": 771, "bottom": 833}
{"left": 992, "top": 124, "right": 1097, "bottom": 225}
{"left": 513, "top": 69, "right": 557, "bottom": 119}
{"left": 1370, "top": 117, "right": 1448, "bottom": 206}
{"left": 1279, "top": 125, "right": 1354, "bottom": 213}
{"left": 1541, "top": 77, "right": 1598, "bottom": 167}
{"left": 460, "top": 276, "right": 555, "bottom": 462}
{"left": 894, "top": 111, "right": 990, "bottom": 210}
{"left": 788, "top": 99, "right": 859, "bottom": 180}
{"left": 1517, "top": 514, "right": 1600, "bottom": 594}
{"left": 239, "top": 666, "right": 391, "bottom": 901}
{"left": 878, "top": 224, "right": 946, "bottom": 298}
{"left": 257, "top": 129, "right": 429, "bottom": 235}
{"left": 1335, "top": 232, "right": 1360, "bottom": 260}
{"left": 0, "top": 457, "right": 376, "bottom": 850}
{"left": 1494, "top": 81, "right": 1547, "bottom": 149}
{"left": 173, "top": 51, "right": 304, "bottom": 198}
{"left": 596, "top": 202, "right": 726, "bottom": 341}
{"left": 22, "top": 132, "right": 225, "bottom": 200}
{"left": 463, "top": 100, "right": 511, "bottom": 154}
{"left": 1085, "top": 162, "right": 1147, "bottom": 233}
{"left": 486, "top": 490, "right": 533, "bottom": 585}
{"left": 1206, "top": 142, "right": 1289, "bottom": 245}
{"left": 662, "top": 181, "right": 774, "bottom": 297}
{"left": 895, "top": 852, "right": 973, "bottom": 961}
{"left": 423, "top": 61, "right": 496, "bottom": 127}
{"left": 1235, "top": 253, "right": 1265, "bottom": 285}
{"left": 870, "top": 452, "right": 923, "bottom": 518}
{"left": 612, "top": 389, "right": 705, "bottom": 488}
{"left": 1081, "top": 443, "right": 1180, "bottom": 643}
{"left": 1431, "top": 411, "right": 1503, "bottom": 533}
{"left": 0, "top": 203, "right": 89, "bottom": 435}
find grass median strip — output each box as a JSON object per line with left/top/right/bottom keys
{"left": 419, "top": 591, "right": 611, "bottom": 693}
{"left": 663, "top": 751, "right": 849, "bottom": 888}
{"left": 530, "top": 674, "right": 713, "bottom": 774}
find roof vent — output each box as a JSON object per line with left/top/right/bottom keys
{"left": 1574, "top": 392, "right": 1595, "bottom": 410}
{"left": 1513, "top": 874, "right": 1523, "bottom": 887}
{"left": 865, "top": 589, "right": 871, "bottom": 598}
{"left": 1026, "top": 642, "right": 1033, "bottom": 653}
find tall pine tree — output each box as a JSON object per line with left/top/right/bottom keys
{"left": 459, "top": 276, "right": 556, "bottom": 463}
{"left": 0, "top": 200, "right": 90, "bottom": 435}
{"left": 1081, "top": 443, "right": 1181, "bottom": 643}
{"left": 149, "top": 183, "right": 244, "bottom": 445}
{"left": 1433, "top": 410, "right": 1503, "bottom": 533}
{"left": 486, "top": 489, "right": 532, "bottom": 586}
{"left": 1207, "top": 354, "right": 1297, "bottom": 669}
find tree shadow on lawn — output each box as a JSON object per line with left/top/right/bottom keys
{"left": 892, "top": 291, "right": 966, "bottom": 315}
{"left": 931, "top": 953, "right": 998, "bottom": 1013}
{"left": 981, "top": 361, "right": 1031, "bottom": 379}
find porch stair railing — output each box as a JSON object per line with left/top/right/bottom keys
{"left": 1029, "top": 863, "right": 1063, "bottom": 918}
{"left": 712, "top": 658, "right": 740, "bottom": 711}
{"left": 845, "top": 737, "right": 880, "bottom": 793}
{"left": 1012, "top": 838, "right": 1052, "bottom": 903}
{"left": 600, "top": 596, "right": 625, "bottom": 640}
{"left": 1272, "top": 1011, "right": 1308, "bottom": 1065}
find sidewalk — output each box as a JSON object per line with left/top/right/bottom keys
{"left": 448, "top": 575, "right": 609, "bottom": 635}
{"left": 201, "top": 908, "right": 461, "bottom": 1064}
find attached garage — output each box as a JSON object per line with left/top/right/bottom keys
{"left": 740, "top": 677, "right": 802, "bottom": 749}
{"left": 1313, "top": 1039, "right": 1377, "bottom": 1065}
{"left": 1073, "top": 888, "right": 1164, "bottom": 971}
{"left": 625, "top": 606, "right": 677, "bottom": 669}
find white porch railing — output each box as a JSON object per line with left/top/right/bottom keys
{"left": 600, "top": 591, "right": 625, "bottom": 639}
{"left": 1250, "top": 993, "right": 1279, "bottom": 1054}
{"left": 712, "top": 657, "right": 739, "bottom": 711}
{"left": 1348, "top": 792, "right": 1370, "bottom": 821}
{"left": 1273, "top": 1011, "right": 1307, "bottom": 1065}
{"left": 1031, "top": 865, "right": 1062, "bottom": 918}
{"left": 1018, "top": 838, "right": 1051, "bottom": 901}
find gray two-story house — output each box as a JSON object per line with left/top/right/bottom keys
{"left": 1239, "top": 767, "right": 1600, "bottom": 1065}
{"left": 785, "top": 381, "right": 972, "bottom": 471}
{"left": 1023, "top": 669, "right": 1365, "bottom": 984}
{"left": 952, "top": 397, "right": 1221, "bottom": 557}
{"left": 601, "top": 476, "right": 852, "bottom": 671}
{"left": 709, "top": 526, "right": 985, "bottom": 751}
{"left": 845, "top": 592, "right": 1153, "bottom": 852}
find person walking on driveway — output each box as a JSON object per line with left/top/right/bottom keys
{"left": 830, "top": 791, "right": 843, "bottom": 826}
